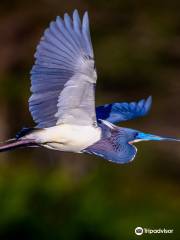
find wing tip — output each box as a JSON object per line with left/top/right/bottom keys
{"left": 139, "top": 95, "right": 152, "bottom": 116}
{"left": 82, "top": 10, "right": 89, "bottom": 26}
{"left": 145, "top": 95, "right": 152, "bottom": 110}
{"left": 73, "top": 9, "right": 79, "bottom": 16}
{"left": 83, "top": 11, "right": 89, "bottom": 18}
{"left": 147, "top": 95, "right": 152, "bottom": 102}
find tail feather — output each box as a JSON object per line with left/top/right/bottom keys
{"left": 0, "top": 138, "right": 38, "bottom": 152}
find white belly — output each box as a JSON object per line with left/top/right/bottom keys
{"left": 27, "top": 124, "right": 101, "bottom": 153}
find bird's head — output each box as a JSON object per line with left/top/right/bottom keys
{"left": 122, "top": 128, "right": 180, "bottom": 144}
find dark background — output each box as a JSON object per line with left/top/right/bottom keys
{"left": 0, "top": 0, "right": 180, "bottom": 239}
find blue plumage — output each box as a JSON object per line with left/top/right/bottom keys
{"left": 84, "top": 122, "right": 137, "bottom": 163}
{"left": 0, "top": 10, "right": 179, "bottom": 164}
{"left": 29, "top": 9, "right": 96, "bottom": 128}
{"left": 96, "top": 96, "right": 152, "bottom": 123}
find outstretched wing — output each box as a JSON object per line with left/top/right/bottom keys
{"left": 29, "top": 10, "right": 97, "bottom": 128}
{"left": 96, "top": 96, "right": 152, "bottom": 124}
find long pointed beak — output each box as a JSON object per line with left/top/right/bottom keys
{"left": 137, "top": 132, "right": 180, "bottom": 142}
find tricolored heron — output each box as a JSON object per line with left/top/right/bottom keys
{"left": 0, "top": 10, "right": 179, "bottom": 164}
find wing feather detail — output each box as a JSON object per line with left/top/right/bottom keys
{"left": 96, "top": 96, "right": 152, "bottom": 124}
{"left": 29, "top": 10, "right": 97, "bottom": 128}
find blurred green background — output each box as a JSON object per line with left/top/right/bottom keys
{"left": 0, "top": 0, "right": 180, "bottom": 239}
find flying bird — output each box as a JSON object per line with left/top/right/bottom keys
{"left": 0, "top": 10, "right": 179, "bottom": 163}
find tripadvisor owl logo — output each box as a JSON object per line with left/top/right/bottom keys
{"left": 134, "top": 226, "right": 174, "bottom": 235}
{"left": 135, "top": 227, "right": 143, "bottom": 235}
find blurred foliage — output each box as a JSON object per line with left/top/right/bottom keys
{"left": 0, "top": 0, "right": 180, "bottom": 239}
